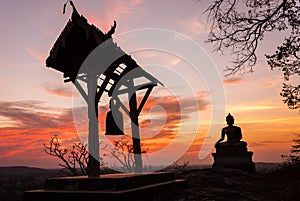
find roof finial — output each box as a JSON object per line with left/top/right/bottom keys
{"left": 63, "top": 1, "right": 80, "bottom": 21}
{"left": 63, "top": 0, "right": 71, "bottom": 14}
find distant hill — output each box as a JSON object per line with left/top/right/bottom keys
{"left": 169, "top": 162, "right": 280, "bottom": 173}
{"left": 0, "top": 162, "right": 280, "bottom": 176}
{"left": 0, "top": 166, "right": 60, "bottom": 176}
{"left": 0, "top": 166, "right": 62, "bottom": 201}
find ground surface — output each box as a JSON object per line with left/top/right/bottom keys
{"left": 172, "top": 168, "right": 300, "bottom": 201}
{"left": 1, "top": 166, "right": 300, "bottom": 201}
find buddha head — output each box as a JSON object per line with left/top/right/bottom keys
{"left": 226, "top": 113, "right": 234, "bottom": 125}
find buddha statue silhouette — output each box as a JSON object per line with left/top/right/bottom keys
{"left": 215, "top": 113, "right": 247, "bottom": 149}
{"left": 212, "top": 113, "right": 255, "bottom": 172}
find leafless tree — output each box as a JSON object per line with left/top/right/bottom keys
{"left": 108, "top": 139, "right": 148, "bottom": 172}
{"left": 205, "top": 0, "right": 300, "bottom": 108}
{"left": 170, "top": 161, "right": 190, "bottom": 176}
{"left": 44, "top": 135, "right": 101, "bottom": 176}
{"left": 44, "top": 136, "right": 148, "bottom": 174}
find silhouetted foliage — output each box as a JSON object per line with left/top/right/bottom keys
{"left": 280, "top": 83, "right": 300, "bottom": 109}
{"left": 267, "top": 35, "right": 300, "bottom": 109}
{"left": 169, "top": 161, "right": 190, "bottom": 176}
{"left": 43, "top": 135, "right": 93, "bottom": 176}
{"left": 205, "top": 0, "right": 300, "bottom": 108}
{"left": 109, "top": 139, "right": 148, "bottom": 172}
{"left": 44, "top": 136, "right": 148, "bottom": 174}
{"left": 281, "top": 134, "right": 300, "bottom": 168}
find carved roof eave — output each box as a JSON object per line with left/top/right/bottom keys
{"left": 46, "top": 4, "right": 116, "bottom": 71}
{"left": 45, "top": 3, "right": 162, "bottom": 88}
{"left": 47, "top": 16, "right": 107, "bottom": 61}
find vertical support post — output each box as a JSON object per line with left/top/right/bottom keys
{"left": 87, "top": 73, "right": 100, "bottom": 177}
{"left": 128, "top": 80, "right": 143, "bottom": 173}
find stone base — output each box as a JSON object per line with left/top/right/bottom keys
{"left": 23, "top": 172, "right": 186, "bottom": 201}
{"left": 212, "top": 151, "right": 255, "bottom": 173}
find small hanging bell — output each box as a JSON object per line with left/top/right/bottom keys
{"left": 105, "top": 108, "right": 124, "bottom": 135}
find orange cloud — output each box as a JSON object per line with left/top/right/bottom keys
{"left": 44, "top": 83, "right": 74, "bottom": 98}
{"left": 0, "top": 92, "right": 295, "bottom": 168}
{"left": 223, "top": 77, "right": 244, "bottom": 85}
{"left": 130, "top": 93, "right": 209, "bottom": 153}
{"left": 0, "top": 100, "right": 78, "bottom": 167}
{"left": 85, "top": 92, "right": 209, "bottom": 157}
{"left": 16, "top": 90, "right": 207, "bottom": 167}
{"left": 26, "top": 48, "right": 47, "bottom": 62}
{"left": 182, "top": 16, "right": 210, "bottom": 36}
{"left": 253, "top": 78, "right": 276, "bottom": 88}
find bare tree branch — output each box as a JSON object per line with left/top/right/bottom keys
{"left": 43, "top": 135, "right": 79, "bottom": 176}
{"left": 44, "top": 136, "right": 148, "bottom": 174}
{"left": 107, "top": 139, "right": 148, "bottom": 172}
{"left": 44, "top": 135, "right": 106, "bottom": 176}
{"left": 206, "top": 0, "right": 299, "bottom": 75}
{"left": 205, "top": 0, "right": 300, "bottom": 109}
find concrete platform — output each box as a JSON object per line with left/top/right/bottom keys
{"left": 212, "top": 152, "right": 256, "bottom": 172}
{"left": 23, "top": 172, "right": 186, "bottom": 201}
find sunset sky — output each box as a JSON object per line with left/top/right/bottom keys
{"left": 1, "top": 0, "right": 300, "bottom": 169}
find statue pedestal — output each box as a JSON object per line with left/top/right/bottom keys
{"left": 212, "top": 144, "right": 255, "bottom": 172}
{"left": 23, "top": 172, "right": 186, "bottom": 201}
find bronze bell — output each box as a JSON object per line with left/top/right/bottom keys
{"left": 105, "top": 100, "right": 124, "bottom": 135}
